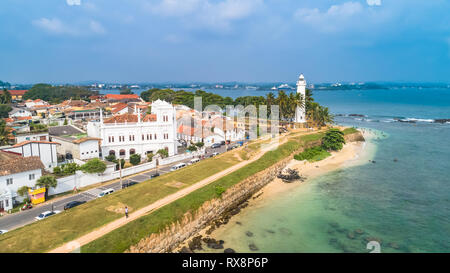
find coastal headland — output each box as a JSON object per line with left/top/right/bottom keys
{"left": 124, "top": 128, "right": 369, "bottom": 253}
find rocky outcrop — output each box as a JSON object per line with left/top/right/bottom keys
{"left": 126, "top": 131, "right": 364, "bottom": 253}
{"left": 344, "top": 131, "right": 365, "bottom": 142}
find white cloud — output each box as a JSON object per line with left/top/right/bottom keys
{"left": 32, "top": 17, "right": 106, "bottom": 36}
{"left": 367, "top": 0, "right": 382, "bottom": 6}
{"left": 89, "top": 20, "right": 106, "bottom": 34}
{"left": 32, "top": 18, "right": 77, "bottom": 35}
{"left": 146, "top": 0, "right": 263, "bottom": 31}
{"left": 294, "top": 2, "right": 365, "bottom": 32}
{"left": 66, "top": 0, "right": 81, "bottom": 6}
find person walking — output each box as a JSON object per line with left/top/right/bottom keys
{"left": 125, "top": 206, "right": 128, "bottom": 219}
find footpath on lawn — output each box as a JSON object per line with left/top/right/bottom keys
{"left": 0, "top": 133, "right": 267, "bottom": 253}
{"left": 80, "top": 130, "right": 332, "bottom": 253}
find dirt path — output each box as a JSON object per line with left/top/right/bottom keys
{"left": 49, "top": 136, "right": 287, "bottom": 253}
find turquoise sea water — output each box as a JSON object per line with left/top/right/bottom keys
{"left": 198, "top": 87, "right": 450, "bottom": 253}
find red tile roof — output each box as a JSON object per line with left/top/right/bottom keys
{"left": 111, "top": 103, "right": 128, "bottom": 114}
{"left": 103, "top": 113, "right": 156, "bottom": 123}
{"left": 105, "top": 94, "right": 140, "bottom": 100}
{"left": 0, "top": 90, "right": 28, "bottom": 96}
{"left": 16, "top": 116, "right": 32, "bottom": 121}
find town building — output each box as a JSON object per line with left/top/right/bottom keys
{"left": 87, "top": 99, "right": 177, "bottom": 160}
{"left": 8, "top": 107, "right": 32, "bottom": 118}
{"left": 104, "top": 94, "right": 142, "bottom": 104}
{"left": 0, "top": 141, "right": 59, "bottom": 170}
{"left": 0, "top": 90, "right": 28, "bottom": 101}
{"left": 52, "top": 136, "right": 101, "bottom": 161}
{"left": 0, "top": 151, "right": 45, "bottom": 212}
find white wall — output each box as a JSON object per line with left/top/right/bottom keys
{"left": 16, "top": 133, "right": 49, "bottom": 143}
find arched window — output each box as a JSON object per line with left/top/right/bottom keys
{"left": 164, "top": 147, "right": 169, "bottom": 153}
{"left": 109, "top": 150, "right": 116, "bottom": 156}
{"left": 119, "top": 149, "right": 126, "bottom": 156}
{"left": 130, "top": 149, "right": 136, "bottom": 155}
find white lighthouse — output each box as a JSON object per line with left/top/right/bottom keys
{"left": 295, "top": 73, "right": 307, "bottom": 124}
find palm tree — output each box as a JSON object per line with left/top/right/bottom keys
{"left": 36, "top": 175, "right": 58, "bottom": 200}
{"left": 277, "top": 90, "right": 289, "bottom": 121}
{"left": 266, "top": 92, "right": 276, "bottom": 118}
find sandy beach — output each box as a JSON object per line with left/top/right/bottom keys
{"left": 257, "top": 129, "right": 376, "bottom": 200}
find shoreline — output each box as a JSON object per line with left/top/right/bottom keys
{"left": 176, "top": 128, "right": 378, "bottom": 253}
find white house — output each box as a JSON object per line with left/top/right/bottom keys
{"left": 25, "top": 99, "right": 48, "bottom": 109}
{"left": 9, "top": 107, "right": 32, "bottom": 118}
{"left": 87, "top": 99, "right": 178, "bottom": 160}
{"left": 15, "top": 132, "right": 49, "bottom": 143}
{"left": 0, "top": 151, "right": 44, "bottom": 212}
{"left": 0, "top": 141, "right": 60, "bottom": 170}
{"left": 52, "top": 136, "right": 101, "bottom": 161}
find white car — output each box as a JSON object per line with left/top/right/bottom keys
{"left": 212, "top": 152, "right": 220, "bottom": 157}
{"left": 170, "top": 163, "right": 187, "bottom": 171}
{"left": 0, "top": 230, "right": 8, "bottom": 235}
{"left": 35, "top": 210, "right": 61, "bottom": 221}
{"left": 190, "top": 158, "right": 200, "bottom": 164}
{"left": 98, "top": 188, "right": 115, "bottom": 197}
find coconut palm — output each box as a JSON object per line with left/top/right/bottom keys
{"left": 0, "top": 120, "right": 13, "bottom": 146}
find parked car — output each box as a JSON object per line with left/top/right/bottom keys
{"left": 0, "top": 230, "right": 8, "bottom": 235}
{"left": 220, "top": 141, "right": 226, "bottom": 146}
{"left": 98, "top": 188, "right": 115, "bottom": 197}
{"left": 190, "top": 158, "right": 200, "bottom": 164}
{"left": 150, "top": 173, "right": 160, "bottom": 179}
{"left": 211, "top": 143, "right": 221, "bottom": 149}
{"left": 35, "top": 210, "right": 61, "bottom": 221}
{"left": 170, "top": 162, "right": 187, "bottom": 171}
{"left": 122, "top": 181, "right": 138, "bottom": 189}
{"left": 64, "top": 201, "right": 86, "bottom": 210}
{"left": 212, "top": 152, "right": 220, "bottom": 157}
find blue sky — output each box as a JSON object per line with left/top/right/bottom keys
{"left": 0, "top": 0, "right": 449, "bottom": 84}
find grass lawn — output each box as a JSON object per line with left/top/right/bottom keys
{"left": 0, "top": 150, "right": 243, "bottom": 253}
{"left": 342, "top": 127, "right": 359, "bottom": 135}
{"left": 81, "top": 133, "right": 324, "bottom": 253}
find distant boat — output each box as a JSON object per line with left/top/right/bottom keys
{"left": 271, "top": 86, "right": 277, "bottom": 90}
{"left": 277, "top": 84, "right": 293, "bottom": 90}
{"left": 246, "top": 86, "right": 257, "bottom": 90}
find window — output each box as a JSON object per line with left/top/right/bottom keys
{"left": 154, "top": 134, "right": 157, "bottom": 140}
{"left": 164, "top": 133, "right": 169, "bottom": 139}
{"left": 142, "top": 134, "right": 144, "bottom": 141}
{"left": 29, "top": 174, "right": 35, "bottom": 180}
{"left": 5, "top": 199, "right": 8, "bottom": 207}
{"left": 109, "top": 150, "right": 115, "bottom": 156}
{"left": 130, "top": 149, "right": 136, "bottom": 155}
{"left": 120, "top": 149, "right": 126, "bottom": 156}
{"left": 6, "top": 178, "right": 13, "bottom": 185}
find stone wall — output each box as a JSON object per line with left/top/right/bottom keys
{"left": 127, "top": 132, "right": 364, "bottom": 253}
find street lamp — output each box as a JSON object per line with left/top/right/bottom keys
{"left": 119, "top": 154, "right": 125, "bottom": 189}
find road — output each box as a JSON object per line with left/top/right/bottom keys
{"left": 0, "top": 145, "right": 227, "bottom": 232}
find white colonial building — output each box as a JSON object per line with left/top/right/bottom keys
{"left": 87, "top": 99, "right": 178, "bottom": 160}
{"left": 295, "top": 73, "right": 307, "bottom": 124}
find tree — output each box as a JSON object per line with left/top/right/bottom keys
{"left": 120, "top": 87, "right": 133, "bottom": 94}
{"left": 0, "top": 89, "right": 11, "bottom": 104}
{"left": 35, "top": 175, "right": 58, "bottom": 200}
{"left": 0, "top": 104, "right": 12, "bottom": 118}
{"left": 157, "top": 149, "right": 169, "bottom": 158}
{"left": 80, "top": 158, "right": 107, "bottom": 174}
{"left": 105, "top": 154, "right": 116, "bottom": 162}
{"left": 53, "top": 166, "right": 62, "bottom": 176}
{"left": 147, "top": 152, "right": 154, "bottom": 162}
{"left": 194, "top": 142, "right": 204, "bottom": 148}
{"left": 0, "top": 120, "right": 12, "bottom": 146}
{"left": 322, "top": 128, "right": 346, "bottom": 151}
{"left": 187, "top": 145, "right": 197, "bottom": 152}
{"left": 129, "top": 154, "right": 141, "bottom": 166}
{"left": 63, "top": 119, "right": 68, "bottom": 125}
{"left": 17, "top": 186, "right": 30, "bottom": 199}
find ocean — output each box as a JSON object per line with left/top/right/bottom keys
{"left": 194, "top": 87, "right": 450, "bottom": 253}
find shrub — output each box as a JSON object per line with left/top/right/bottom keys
{"left": 35, "top": 175, "right": 58, "bottom": 199}
{"left": 294, "top": 146, "right": 331, "bottom": 162}
{"left": 322, "top": 128, "right": 345, "bottom": 151}
{"left": 105, "top": 155, "right": 116, "bottom": 162}
{"left": 147, "top": 152, "right": 154, "bottom": 162}
{"left": 17, "top": 186, "right": 30, "bottom": 198}
{"left": 157, "top": 149, "right": 169, "bottom": 158}
{"left": 187, "top": 145, "right": 197, "bottom": 152}
{"left": 195, "top": 142, "right": 204, "bottom": 148}
{"left": 62, "top": 163, "right": 79, "bottom": 175}
{"left": 215, "top": 186, "right": 226, "bottom": 197}
{"left": 130, "top": 154, "right": 141, "bottom": 166}
{"left": 80, "top": 158, "right": 107, "bottom": 174}
{"left": 53, "top": 166, "right": 62, "bottom": 175}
